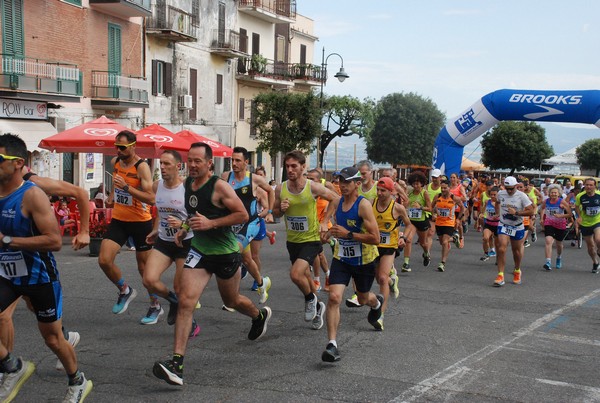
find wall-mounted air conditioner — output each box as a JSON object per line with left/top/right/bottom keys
{"left": 179, "top": 95, "right": 193, "bottom": 110}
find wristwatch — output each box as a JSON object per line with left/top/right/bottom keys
{"left": 2, "top": 235, "right": 12, "bottom": 248}
{"left": 346, "top": 231, "right": 353, "bottom": 240}
{"left": 123, "top": 185, "right": 130, "bottom": 192}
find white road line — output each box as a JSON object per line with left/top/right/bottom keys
{"left": 536, "top": 378, "right": 600, "bottom": 398}
{"left": 534, "top": 331, "right": 600, "bottom": 347}
{"left": 390, "top": 288, "right": 600, "bottom": 403}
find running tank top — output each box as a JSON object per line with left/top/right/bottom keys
{"left": 374, "top": 197, "right": 399, "bottom": 249}
{"left": 358, "top": 182, "right": 377, "bottom": 203}
{"left": 334, "top": 196, "right": 378, "bottom": 265}
{"left": 427, "top": 183, "right": 442, "bottom": 201}
{"left": 527, "top": 188, "right": 538, "bottom": 205}
{"left": 155, "top": 180, "right": 193, "bottom": 242}
{"left": 227, "top": 171, "right": 258, "bottom": 221}
{"left": 0, "top": 181, "right": 59, "bottom": 286}
{"left": 408, "top": 189, "right": 427, "bottom": 222}
{"left": 112, "top": 159, "right": 152, "bottom": 222}
{"left": 435, "top": 195, "right": 456, "bottom": 227}
{"left": 483, "top": 199, "right": 499, "bottom": 225}
{"left": 543, "top": 198, "right": 567, "bottom": 229}
{"left": 281, "top": 180, "right": 320, "bottom": 243}
{"left": 185, "top": 176, "right": 238, "bottom": 255}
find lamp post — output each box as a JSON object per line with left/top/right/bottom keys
{"left": 317, "top": 46, "right": 349, "bottom": 168}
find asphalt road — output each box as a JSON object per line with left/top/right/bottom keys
{"left": 9, "top": 222, "right": 600, "bottom": 402}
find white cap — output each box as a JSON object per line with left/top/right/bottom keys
{"left": 504, "top": 176, "right": 518, "bottom": 186}
{"left": 431, "top": 168, "right": 442, "bottom": 178}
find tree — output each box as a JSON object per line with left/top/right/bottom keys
{"left": 318, "top": 95, "right": 375, "bottom": 167}
{"left": 480, "top": 121, "right": 553, "bottom": 174}
{"left": 576, "top": 138, "right": 600, "bottom": 176}
{"left": 252, "top": 91, "right": 321, "bottom": 156}
{"left": 364, "top": 92, "right": 445, "bottom": 166}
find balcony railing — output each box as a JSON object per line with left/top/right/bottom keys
{"left": 238, "top": 0, "right": 296, "bottom": 22}
{"left": 91, "top": 71, "right": 148, "bottom": 104}
{"left": 237, "top": 57, "right": 295, "bottom": 82}
{"left": 0, "top": 54, "right": 82, "bottom": 96}
{"left": 210, "top": 29, "right": 248, "bottom": 57}
{"left": 291, "top": 63, "right": 324, "bottom": 83}
{"left": 146, "top": 0, "right": 196, "bottom": 41}
{"left": 89, "top": 0, "right": 151, "bottom": 18}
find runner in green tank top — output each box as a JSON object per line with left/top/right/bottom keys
{"left": 523, "top": 179, "right": 542, "bottom": 243}
{"left": 274, "top": 150, "right": 339, "bottom": 329}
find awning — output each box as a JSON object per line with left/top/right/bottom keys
{"left": 0, "top": 119, "right": 57, "bottom": 152}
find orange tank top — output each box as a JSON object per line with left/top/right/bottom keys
{"left": 435, "top": 195, "right": 456, "bottom": 227}
{"left": 112, "top": 159, "right": 152, "bottom": 222}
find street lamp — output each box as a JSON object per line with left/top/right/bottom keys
{"left": 317, "top": 46, "right": 349, "bottom": 167}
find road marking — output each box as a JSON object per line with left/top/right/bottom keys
{"left": 389, "top": 288, "right": 600, "bottom": 403}
{"left": 536, "top": 378, "right": 600, "bottom": 399}
{"left": 534, "top": 331, "right": 600, "bottom": 347}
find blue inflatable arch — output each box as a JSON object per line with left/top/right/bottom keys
{"left": 432, "top": 89, "right": 600, "bottom": 175}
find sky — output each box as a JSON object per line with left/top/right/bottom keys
{"left": 299, "top": 0, "right": 600, "bottom": 166}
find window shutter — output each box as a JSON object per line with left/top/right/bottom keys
{"left": 216, "top": 74, "right": 223, "bottom": 104}
{"left": 164, "top": 63, "right": 172, "bottom": 96}
{"left": 239, "top": 98, "right": 245, "bottom": 120}
{"left": 151, "top": 60, "right": 158, "bottom": 95}
{"left": 2, "top": 0, "right": 24, "bottom": 56}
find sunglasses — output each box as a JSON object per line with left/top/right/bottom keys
{"left": 0, "top": 154, "right": 23, "bottom": 163}
{"left": 115, "top": 141, "right": 136, "bottom": 151}
{"left": 505, "top": 187, "right": 515, "bottom": 190}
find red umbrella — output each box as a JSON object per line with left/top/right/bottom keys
{"left": 135, "top": 124, "right": 178, "bottom": 156}
{"left": 173, "top": 130, "right": 233, "bottom": 158}
{"left": 39, "top": 116, "right": 161, "bottom": 158}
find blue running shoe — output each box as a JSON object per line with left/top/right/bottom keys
{"left": 140, "top": 305, "right": 164, "bottom": 325}
{"left": 112, "top": 287, "right": 137, "bottom": 314}
{"left": 251, "top": 280, "right": 259, "bottom": 291}
{"left": 556, "top": 257, "right": 562, "bottom": 269}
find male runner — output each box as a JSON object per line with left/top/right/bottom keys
{"left": 221, "top": 147, "right": 274, "bottom": 303}
{"left": 153, "top": 143, "right": 270, "bottom": 386}
{"left": 98, "top": 130, "right": 155, "bottom": 318}
{"left": 141, "top": 150, "right": 199, "bottom": 335}
{"left": 357, "top": 160, "right": 377, "bottom": 203}
{"left": 575, "top": 178, "right": 600, "bottom": 273}
{"left": 0, "top": 134, "right": 92, "bottom": 402}
{"left": 493, "top": 176, "right": 534, "bottom": 287}
{"left": 431, "top": 179, "right": 463, "bottom": 272}
{"left": 321, "top": 166, "right": 382, "bottom": 362}
{"left": 404, "top": 171, "right": 433, "bottom": 271}
{"left": 273, "top": 150, "right": 338, "bottom": 329}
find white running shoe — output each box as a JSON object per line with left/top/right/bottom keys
{"left": 63, "top": 372, "right": 93, "bottom": 403}
{"left": 56, "top": 332, "right": 81, "bottom": 371}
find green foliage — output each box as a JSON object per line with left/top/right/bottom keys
{"left": 252, "top": 91, "right": 321, "bottom": 156}
{"left": 480, "top": 121, "right": 553, "bottom": 173}
{"left": 319, "top": 95, "right": 375, "bottom": 166}
{"left": 576, "top": 138, "right": 600, "bottom": 176}
{"left": 250, "top": 54, "right": 267, "bottom": 73}
{"left": 364, "top": 92, "right": 445, "bottom": 166}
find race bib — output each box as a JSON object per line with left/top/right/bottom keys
{"left": 114, "top": 188, "right": 133, "bottom": 206}
{"left": 380, "top": 231, "right": 391, "bottom": 245}
{"left": 337, "top": 239, "right": 362, "bottom": 258}
{"left": 586, "top": 206, "right": 600, "bottom": 216}
{"left": 0, "top": 251, "right": 28, "bottom": 279}
{"left": 408, "top": 208, "right": 422, "bottom": 219}
{"left": 485, "top": 207, "right": 496, "bottom": 216}
{"left": 163, "top": 224, "right": 179, "bottom": 239}
{"left": 185, "top": 249, "right": 203, "bottom": 268}
{"left": 286, "top": 216, "right": 308, "bottom": 232}
{"left": 547, "top": 208, "right": 561, "bottom": 217}
{"left": 500, "top": 225, "right": 517, "bottom": 236}
{"left": 437, "top": 208, "right": 450, "bottom": 217}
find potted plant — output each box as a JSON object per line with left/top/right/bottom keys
{"left": 250, "top": 54, "right": 267, "bottom": 74}
{"left": 88, "top": 218, "right": 109, "bottom": 257}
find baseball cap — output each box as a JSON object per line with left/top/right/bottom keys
{"left": 431, "top": 169, "right": 442, "bottom": 178}
{"left": 377, "top": 177, "right": 395, "bottom": 192}
{"left": 504, "top": 176, "right": 518, "bottom": 187}
{"left": 337, "top": 166, "right": 362, "bottom": 181}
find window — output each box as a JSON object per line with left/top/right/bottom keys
{"left": 250, "top": 100, "right": 257, "bottom": 138}
{"left": 252, "top": 33, "right": 260, "bottom": 55}
{"left": 62, "top": 0, "right": 81, "bottom": 5}
{"left": 216, "top": 74, "right": 223, "bottom": 104}
{"left": 189, "top": 68, "right": 197, "bottom": 121}
{"left": 1, "top": 0, "right": 24, "bottom": 56}
{"left": 239, "top": 98, "right": 245, "bottom": 120}
{"left": 300, "top": 44, "right": 307, "bottom": 64}
{"left": 108, "top": 23, "right": 121, "bottom": 75}
{"left": 276, "top": 35, "right": 285, "bottom": 63}
{"left": 151, "top": 60, "right": 172, "bottom": 96}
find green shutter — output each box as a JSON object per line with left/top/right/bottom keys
{"left": 2, "top": 0, "right": 24, "bottom": 56}
{"left": 108, "top": 23, "right": 121, "bottom": 75}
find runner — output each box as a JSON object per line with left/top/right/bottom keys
{"left": 273, "top": 150, "right": 338, "bottom": 329}
{"left": 98, "top": 130, "right": 155, "bottom": 318}
{"left": 540, "top": 184, "right": 571, "bottom": 270}
{"left": 574, "top": 178, "right": 600, "bottom": 273}
{"left": 141, "top": 150, "right": 200, "bottom": 336}
{"left": 449, "top": 173, "right": 467, "bottom": 248}
{"left": 321, "top": 167, "right": 382, "bottom": 362}
{"left": 221, "top": 147, "right": 274, "bottom": 304}
{"left": 373, "top": 176, "right": 415, "bottom": 330}
{"left": 153, "top": 142, "right": 271, "bottom": 386}
{"left": 0, "top": 134, "right": 92, "bottom": 402}
{"left": 479, "top": 185, "right": 499, "bottom": 261}
{"left": 357, "top": 160, "right": 377, "bottom": 203}
{"left": 431, "top": 179, "right": 463, "bottom": 272}
{"left": 523, "top": 178, "right": 542, "bottom": 243}
{"left": 307, "top": 169, "right": 333, "bottom": 292}
{"left": 404, "top": 171, "right": 433, "bottom": 271}
{"left": 493, "top": 176, "right": 534, "bottom": 287}
{"left": 427, "top": 169, "right": 443, "bottom": 241}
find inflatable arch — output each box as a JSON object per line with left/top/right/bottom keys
{"left": 432, "top": 89, "right": 600, "bottom": 175}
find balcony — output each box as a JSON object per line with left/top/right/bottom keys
{"left": 236, "top": 56, "right": 294, "bottom": 88}
{"left": 210, "top": 30, "right": 249, "bottom": 58}
{"left": 0, "top": 54, "right": 82, "bottom": 102}
{"left": 91, "top": 71, "right": 149, "bottom": 109}
{"left": 146, "top": 1, "right": 196, "bottom": 41}
{"left": 89, "top": 0, "right": 151, "bottom": 19}
{"left": 238, "top": 0, "right": 296, "bottom": 24}
{"left": 291, "top": 63, "right": 324, "bottom": 86}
